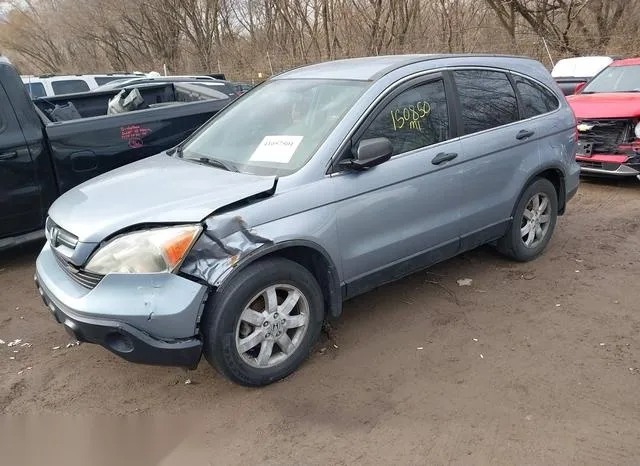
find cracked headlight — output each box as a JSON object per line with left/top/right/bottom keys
{"left": 85, "top": 225, "right": 202, "bottom": 274}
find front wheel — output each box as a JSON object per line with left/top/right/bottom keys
{"left": 201, "top": 257, "right": 324, "bottom": 386}
{"left": 497, "top": 178, "right": 558, "bottom": 262}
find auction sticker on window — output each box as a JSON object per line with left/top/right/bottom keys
{"left": 250, "top": 136, "right": 303, "bottom": 163}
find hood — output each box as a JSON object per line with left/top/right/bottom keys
{"left": 49, "top": 154, "right": 276, "bottom": 243}
{"left": 567, "top": 93, "right": 640, "bottom": 119}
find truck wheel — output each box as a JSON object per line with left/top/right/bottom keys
{"left": 497, "top": 178, "right": 558, "bottom": 262}
{"left": 201, "top": 257, "right": 324, "bottom": 387}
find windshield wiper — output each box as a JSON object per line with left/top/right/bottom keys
{"left": 169, "top": 145, "right": 238, "bottom": 172}
{"left": 194, "top": 156, "right": 239, "bottom": 172}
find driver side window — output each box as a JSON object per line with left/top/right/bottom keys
{"left": 358, "top": 79, "right": 450, "bottom": 156}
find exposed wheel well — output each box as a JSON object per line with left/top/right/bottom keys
{"left": 255, "top": 246, "right": 342, "bottom": 319}
{"left": 528, "top": 168, "right": 566, "bottom": 215}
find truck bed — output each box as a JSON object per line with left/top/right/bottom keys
{"left": 34, "top": 83, "right": 230, "bottom": 193}
{"left": 33, "top": 82, "right": 229, "bottom": 120}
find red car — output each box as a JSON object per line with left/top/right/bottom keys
{"left": 567, "top": 58, "right": 640, "bottom": 180}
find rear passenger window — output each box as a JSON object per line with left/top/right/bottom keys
{"left": 453, "top": 70, "right": 518, "bottom": 135}
{"left": 514, "top": 76, "right": 559, "bottom": 119}
{"left": 51, "top": 80, "right": 90, "bottom": 95}
{"left": 359, "top": 79, "right": 449, "bottom": 156}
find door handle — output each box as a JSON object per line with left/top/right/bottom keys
{"left": 432, "top": 152, "right": 458, "bottom": 165}
{"left": 516, "top": 130, "right": 535, "bottom": 140}
{"left": 0, "top": 151, "right": 18, "bottom": 161}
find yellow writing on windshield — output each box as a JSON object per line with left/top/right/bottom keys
{"left": 390, "top": 101, "right": 431, "bottom": 131}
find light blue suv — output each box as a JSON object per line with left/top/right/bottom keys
{"left": 35, "top": 54, "right": 580, "bottom": 386}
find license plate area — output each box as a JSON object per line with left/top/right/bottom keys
{"left": 577, "top": 140, "right": 593, "bottom": 157}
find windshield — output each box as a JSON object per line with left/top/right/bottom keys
{"left": 181, "top": 79, "right": 369, "bottom": 176}
{"left": 94, "top": 78, "right": 133, "bottom": 90}
{"left": 582, "top": 65, "right": 640, "bottom": 93}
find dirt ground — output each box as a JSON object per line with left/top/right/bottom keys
{"left": 1, "top": 178, "right": 640, "bottom": 465}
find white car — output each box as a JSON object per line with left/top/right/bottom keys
{"left": 21, "top": 73, "right": 146, "bottom": 98}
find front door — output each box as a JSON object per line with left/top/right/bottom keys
{"left": 0, "top": 81, "right": 42, "bottom": 238}
{"left": 332, "top": 74, "right": 463, "bottom": 297}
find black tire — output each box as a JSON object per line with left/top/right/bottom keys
{"left": 201, "top": 257, "right": 324, "bottom": 387}
{"left": 497, "top": 178, "right": 558, "bottom": 262}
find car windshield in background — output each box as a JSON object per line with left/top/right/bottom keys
{"left": 174, "top": 82, "right": 230, "bottom": 101}
{"left": 182, "top": 79, "right": 369, "bottom": 176}
{"left": 94, "top": 76, "right": 132, "bottom": 86}
{"left": 93, "top": 78, "right": 146, "bottom": 90}
{"left": 582, "top": 65, "right": 640, "bottom": 93}
{"left": 191, "top": 81, "right": 237, "bottom": 96}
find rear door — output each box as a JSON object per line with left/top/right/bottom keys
{"left": 0, "top": 81, "right": 42, "bottom": 238}
{"left": 332, "top": 74, "right": 463, "bottom": 297}
{"left": 451, "top": 69, "right": 544, "bottom": 250}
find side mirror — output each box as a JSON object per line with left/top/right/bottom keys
{"left": 574, "top": 81, "right": 586, "bottom": 94}
{"left": 341, "top": 137, "right": 393, "bottom": 170}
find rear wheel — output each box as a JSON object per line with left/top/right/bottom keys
{"left": 201, "top": 257, "right": 324, "bottom": 386}
{"left": 498, "top": 178, "right": 558, "bottom": 262}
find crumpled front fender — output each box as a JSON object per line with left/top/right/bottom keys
{"left": 180, "top": 214, "right": 273, "bottom": 287}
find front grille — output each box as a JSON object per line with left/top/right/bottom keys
{"left": 577, "top": 119, "right": 633, "bottom": 154}
{"left": 46, "top": 218, "right": 79, "bottom": 250}
{"left": 54, "top": 252, "right": 103, "bottom": 289}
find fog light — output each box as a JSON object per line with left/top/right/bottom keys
{"left": 105, "top": 332, "right": 134, "bottom": 353}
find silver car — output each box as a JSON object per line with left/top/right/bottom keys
{"left": 35, "top": 54, "right": 580, "bottom": 386}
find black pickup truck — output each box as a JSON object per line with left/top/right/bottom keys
{"left": 0, "top": 59, "right": 231, "bottom": 249}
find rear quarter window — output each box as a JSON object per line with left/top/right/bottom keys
{"left": 453, "top": 70, "right": 519, "bottom": 135}
{"left": 51, "top": 79, "right": 90, "bottom": 95}
{"left": 514, "top": 76, "right": 560, "bottom": 119}
{"left": 24, "top": 82, "right": 46, "bottom": 98}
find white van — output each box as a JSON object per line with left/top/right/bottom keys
{"left": 21, "top": 73, "right": 146, "bottom": 98}
{"left": 551, "top": 56, "right": 615, "bottom": 79}
{"left": 551, "top": 56, "right": 617, "bottom": 95}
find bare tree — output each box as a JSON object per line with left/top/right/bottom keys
{"left": 1, "top": 0, "right": 639, "bottom": 78}
{"left": 485, "top": 0, "right": 631, "bottom": 55}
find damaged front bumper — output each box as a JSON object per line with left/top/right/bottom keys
{"left": 575, "top": 119, "right": 640, "bottom": 178}
{"left": 576, "top": 153, "right": 640, "bottom": 177}
{"left": 35, "top": 242, "right": 208, "bottom": 368}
